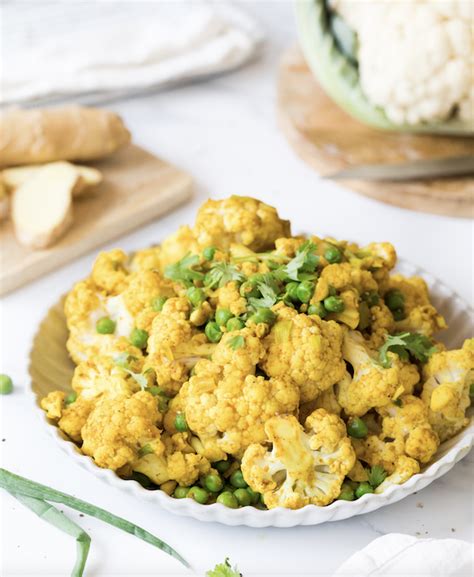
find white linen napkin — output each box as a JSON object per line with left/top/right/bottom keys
{"left": 334, "top": 533, "right": 474, "bottom": 576}
{"left": 1, "top": 0, "right": 263, "bottom": 106}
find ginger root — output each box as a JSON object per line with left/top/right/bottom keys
{"left": 0, "top": 106, "right": 130, "bottom": 167}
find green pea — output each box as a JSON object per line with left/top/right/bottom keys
{"left": 324, "top": 245, "right": 342, "bottom": 264}
{"left": 217, "top": 491, "right": 239, "bottom": 508}
{"left": 385, "top": 290, "right": 405, "bottom": 311}
{"left": 174, "top": 413, "right": 188, "bottom": 432}
{"left": 205, "top": 321, "right": 222, "bottom": 343}
{"left": 307, "top": 303, "right": 327, "bottom": 318}
{"left": 187, "top": 286, "right": 205, "bottom": 307}
{"left": 213, "top": 460, "right": 231, "bottom": 474}
{"left": 234, "top": 488, "right": 252, "bottom": 507}
{"left": 187, "top": 486, "right": 209, "bottom": 504}
{"left": 239, "top": 281, "right": 260, "bottom": 299}
{"left": 130, "top": 328, "right": 149, "bottom": 349}
{"left": 96, "top": 317, "right": 116, "bottom": 334}
{"left": 173, "top": 486, "right": 190, "bottom": 499}
{"left": 337, "top": 483, "right": 355, "bottom": 501}
{"left": 246, "top": 487, "right": 261, "bottom": 505}
{"left": 296, "top": 281, "right": 315, "bottom": 303}
{"left": 323, "top": 295, "right": 345, "bottom": 313}
{"left": 392, "top": 308, "right": 406, "bottom": 321}
{"left": 0, "top": 374, "right": 13, "bottom": 395}
{"left": 285, "top": 282, "right": 300, "bottom": 302}
{"left": 215, "top": 308, "right": 233, "bottom": 326}
{"left": 226, "top": 317, "right": 245, "bottom": 331}
{"left": 229, "top": 470, "right": 248, "bottom": 489}
{"left": 203, "top": 247, "right": 216, "bottom": 261}
{"left": 249, "top": 308, "right": 276, "bottom": 326}
{"left": 355, "top": 482, "right": 374, "bottom": 499}
{"left": 151, "top": 296, "right": 167, "bottom": 312}
{"left": 65, "top": 391, "right": 77, "bottom": 405}
{"left": 347, "top": 417, "right": 368, "bottom": 439}
{"left": 203, "top": 474, "right": 224, "bottom": 493}
{"left": 362, "top": 290, "right": 379, "bottom": 307}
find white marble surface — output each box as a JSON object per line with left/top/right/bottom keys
{"left": 1, "top": 3, "right": 473, "bottom": 576}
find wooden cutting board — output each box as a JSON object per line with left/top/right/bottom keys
{"left": 0, "top": 144, "right": 193, "bottom": 296}
{"left": 278, "top": 47, "right": 474, "bottom": 218}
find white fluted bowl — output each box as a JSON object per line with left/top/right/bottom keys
{"left": 29, "top": 260, "right": 473, "bottom": 527}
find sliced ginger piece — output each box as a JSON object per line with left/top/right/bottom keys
{"left": 11, "top": 162, "right": 78, "bottom": 249}
{"left": 2, "top": 161, "right": 102, "bottom": 196}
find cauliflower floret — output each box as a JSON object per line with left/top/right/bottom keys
{"left": 211, "top": 327, "right": 265, "bottom": 376}
{"left": 41, "top": 391, "right": 66, "bottom": 420}
{"left": 262, "top": 306, "right": 346, "bottom": 403}
{"left": 40, "top": 391, "right": 95, "bottom": 442}
{"left": 193, "top": 196, "right": 291, "bottom": 252}
{"left": 71, "top": 354, "right": 144, "bottom": 400}
{"left": 364, "top": 303, "right": 395, "bottom": 349}
{"left": 129, "top": 246, "right": 162, "bottom": 272}
{"left": 212, "top": 281, "right": 247, "bottom": 317}
{"left": 91, "top": 249, "right": 129, "bottom": 294}
{"left": 274, "top": 236, "right": 306, "bottom": 257}
{"left": 180, "top": 332, "right": 300, "bottom": 459}
{"left": 374, "top": 456, "right": 420, "bottom": 495}
{"left": 241, "top": 411, "right": 355, "bottom": 509}
{"left": 121, "top": 270, "right": 174, "bottom": 320}
{"left": 386, "top": 275, "right": 446, "bottom": 336}
{"left": 337, "top": 331, "right": 420, "bottom": 416}
{"left": 81, "top": 391, "right": 164, "bottom": 470}
{"left": 377, "top": 395, "right": 440, "bottom": 464}
{"left": 327, "top": 288, "right": 360, "bottom": 329}
{"left": 299, "top": 385, "right": 342, "bottom": 425}
{"left": 421, "top": 339, "right": 474, "bottom": 442}
{"left": 159, "top": 226, "right": 200, "bottom": 271}
{"left": 132, "top": 432, "right": 211, "bottom": 487}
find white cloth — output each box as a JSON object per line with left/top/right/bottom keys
{"left": 334, "top": 533, "right": 474, "bottom": 577}
{"left": 1, "top": 0, "right": 263, "bottom": 105}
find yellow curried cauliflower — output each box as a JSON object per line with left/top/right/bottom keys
{"left": 386, "top": 275, "right": 446, "bottom": 336}
{"left": 377, "top": 395, "right": 440, "bottom": 464}
{"left": 132, "top": 432, "right": 211, "bottom": 487}
{"left": 241, "top": 411, "right": 355, "bottom": 509}
{"left": 81, "top": 391, "right": 164, "bottom": 470}
{"left": 40, "top": 393, "right": 95, "bottom": 443}
{"left": 129, "top": 246, "right": 162, "bottom": 272}
{"left": 421, "top": 339, "right": 474, "bottom": 442}
{"left": 193, "top": 196, "right": 291, "bottom": 252}
{"left": 337, "top": 331, "right": 420, "bottom": 416}
{"left": 91, "top": 249, "right": 130, "bottom": 295}
{"left": 374, "top": 456, "right": 420, "bottom": 495}
{"left": 159, "top": 226, "right": 200, "bottom": 271}
{"left": 364, "top": 303, "right": 395, "bottom": 349}
{"left": 262, "top": 306, "right": 346, "bottom": 403}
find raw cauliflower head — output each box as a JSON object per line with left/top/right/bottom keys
{"left": 377, "top": 395, "right": 440, "bottom": 464}
{"left": 193, "top": 196, "right": 291, "bottom": 252}
{"left": 261, "top": 306, "right": 346, "bottom": 403}
{"left": 336, "top": 330, "right": 420, "bottom": 416}
{"left": 81, "top": 391, "right": 164, "bottom": 471}
{"left": 241, "top": 411, "right": 355, "bottom": 509}
{"left": 421, "top": 338, "right": 474, "bottom": 442}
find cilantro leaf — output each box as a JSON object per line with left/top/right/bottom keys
{"left": 247, "top": 274, "right": 281, "bottom": 309}
{"left": 206, "top": 558, "right": 242, "bottom": 577}
{"left": 204, "top": 261, "right": 245, "bottom": 289}
{"left": 284, "top": 241, "right": 319, "bottom": 282}
{"left": 228, "top": 335, "right": 245, "bottom": 350}
{"left": 164, "top": 253, "right": 204, "bottom": 287}
{"left": 367, "top": 465, "right": 387, "bottom": 488}
{"left": 379, "top": 332, "right": 437, "bottom": 367}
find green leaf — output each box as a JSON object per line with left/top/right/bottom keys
{"left": 379, "top": 332, "right": 437, "bottom": 367}
{"left": 228, "top": 335, "right": 245, "bottom": 351}
{"left": 204, "top": 261, "right": 245, "bottom": 289}
{"left": 367, "top": 465, "right": 387, "bottom": 489}
{"left": 138, "top": 444, "right": 154, "bottom": 458}
{"left": 248, "top": 275, "right": 280, "bottom": 309}
{"left": 164, "top": 253, "right": 204, "bottom": 287}
{"left": 9, "top": 492, "right": 90, "bottom": 577}
{"left": 0, "top": 468, "right": 189, "bottom": 568}
{"left": 284, "top": 241, "right": 318, "bottom": 282}
{"left": 207, "top": 557, "right": 242, "bottom": 577}
{"left": 113, "top": 352, "right": 137, "bottom": 369}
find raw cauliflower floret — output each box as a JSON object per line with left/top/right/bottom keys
{"left": 262, "top": 306, "right": 346, "bottom": 403}
{"left": 386, "top": 275, "right": 446, "bottom": 336}
{"left": 132, "top": 432, "right": 211, "bottom": 487}
{"left": 91, "top": 249, "right": 130, "bottom": 294}
{"left": 241, "top": 411, "right": 355, "bottom": 509}
{"left": 71, "top": 354, "right": 144, "bottom": 400}
{"left": 337, "top": 331, "right": 420, "bottom": 416}
{"left": 193, "top": 196, "right": 291, "bottom": 252}
{"left": 377, "top": 395, "right": 440, "bottom": 464}
{"left": 81, "top": 391, "right": 164, "bottom": 470}
{"left": 421, "top": 338, "right": 474, "bottom": 441}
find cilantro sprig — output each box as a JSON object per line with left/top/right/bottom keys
{"left": 207, "top": 557, "right": 242, "bottom": 577}
{"left": 379, "top": 332, "right": 437, "bottom": 367}
{"left": 367, "top": 465, "right": 387, "bottom": 488}
{"left": 228, "top": 335, "right": 245, "bottom": 350}
{"left": 204, "top": 261, "right": 245, "bottom": 289}
{"left": 282, "top": 241, "right": 319, "bottom": 282}
{"left": 164, "top": 253, "right": 204, "bottom": 287}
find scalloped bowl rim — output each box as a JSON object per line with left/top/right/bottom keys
{"left": 28, "top": 259, "right": 474, "bottom": 527}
